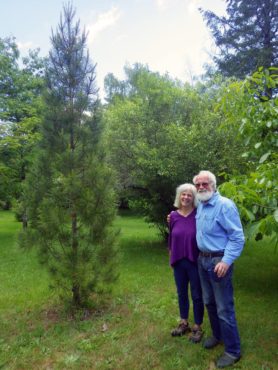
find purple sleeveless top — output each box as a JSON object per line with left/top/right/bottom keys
{"left": 168, "top": 209, "right": 199, "bottom": 266}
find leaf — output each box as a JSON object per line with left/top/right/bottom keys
{"left": 254, "top": 142, "right": 261, "bottom": 149}
{"left": 245, "top": 209, "right": 255, "bottom": 221}
{"left": 274, "top": 209, "right": 278, "bottom": 223}
{"left": 252, "top": 205, "right": 258, "bottom": 214}
{"left": 260, "top": 95, "right": 269, "bottom": 101}
{"left": 259, "top": 152, "right": 271, "bottom": 163}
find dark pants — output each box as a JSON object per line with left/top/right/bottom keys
{"left": 198, "top": 255, "right": 241, "bottom": 357}
{"left": 173, "top": 258, "right": 204, "bottom": 325}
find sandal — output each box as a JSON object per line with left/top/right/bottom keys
{"left": 171, "top": 322, "right": 191, "bottom": 336}
{"left": 189, "top": 327, "right": 203, "bottom": 343}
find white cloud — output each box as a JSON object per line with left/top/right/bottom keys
{"left": 87, "top": 6, "right": 122, "bottom": 45}
{"left": 155, "top": 0, "right": 180, "bottom": 11}
{"left": 155, "top": 0, "right": 169, "bottom": 10}
{"left": 16, "top": 41, "right": 34, "bottom": 52}
{"left": 188, "top": 0, "right": 199, "bottom": 14}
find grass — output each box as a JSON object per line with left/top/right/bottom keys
{"left": 0, "top": 210, "right": 277, "bottom": 369}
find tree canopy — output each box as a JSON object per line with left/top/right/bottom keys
{"left": 219, "top": 67, "right": 278, "bottom": 245}
{"left": 200, "top": 0, "right": 278, "bottom": 78}
{"left": 104, "top": 64, "right": 247, "bottom": 238}
{"left": 0, "top": 37, "right": 45, "bottom": 208}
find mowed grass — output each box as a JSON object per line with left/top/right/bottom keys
{"left": 0, "top": 210, "right": 277, "bottom": 370}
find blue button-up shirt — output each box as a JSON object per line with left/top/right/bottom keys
{"left": 196, "top": 191, "right": 245, "bottom": 265}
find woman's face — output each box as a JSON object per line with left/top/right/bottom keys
{"left": 179, "top": 190, "right": 194, "bottom": 208}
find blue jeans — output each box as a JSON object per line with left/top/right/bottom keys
{"left": 198, "top": 255, "right": 241, "bottom": 357}
{"left": 173, "top": 258, "right": 204, "bottom": 325}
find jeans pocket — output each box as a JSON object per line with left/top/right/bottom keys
{"left": 209, "top": 256, "right": 223, "bottom": 282}
{"left": 208, "top": 269, "right": 222, "bottom": 282}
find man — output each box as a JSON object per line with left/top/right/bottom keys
{"left": 193, "top": 170, "right": 245, "bottom": 368}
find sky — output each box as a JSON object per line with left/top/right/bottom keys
{"left": 0, "top": 0, "right": 226, "bottom": 98}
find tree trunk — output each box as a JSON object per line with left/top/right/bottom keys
{"left": 71, "top": 212, "right": 81, "bottom": 307}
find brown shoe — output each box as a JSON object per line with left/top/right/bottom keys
{"left": 171, "top": 322, "right": 191, "bottom": 337}
{"left": 189, "top": 327, "right": 203, "bottom": 343}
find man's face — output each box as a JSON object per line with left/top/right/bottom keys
{"left": 195, "top": 175, "right": 214, "bottom": 202}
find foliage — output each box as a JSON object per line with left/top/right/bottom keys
{"left": 0, "top": 37, "right": 45, "bottom": 208}
{"left": 218, "top": 68, "right": 278, "bottom": 244}
{"left": 19, "top": 4, "right": 118, "bottom": 308}
{"left": 200, "top": 0, "right": 278, "bottom": 79}
{"left": 104, "top": 65, "right": 247, "bottom": 238}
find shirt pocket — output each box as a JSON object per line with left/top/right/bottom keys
{"left": 201, "top": 214, "right": 217, "bottom": 234}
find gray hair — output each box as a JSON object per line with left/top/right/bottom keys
{"left": 193, "top": 170, "right": 217, "bottom": 191}
{"left": 174, "top": 183, "right": 198, "bottom": 208}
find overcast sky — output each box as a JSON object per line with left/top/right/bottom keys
{"left": 0, "top": 0, "right": 226, "bottom": 98}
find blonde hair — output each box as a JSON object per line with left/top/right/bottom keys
{"left": 174, "top": 183, "right": 198, "bottom": 208}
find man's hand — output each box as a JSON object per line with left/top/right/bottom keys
{"left": 214, "top": 261, "right": 229, "bottom": 278}
{"left": 166, "top": 212, "right": 172, "bottom": 224}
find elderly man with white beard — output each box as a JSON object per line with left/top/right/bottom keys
{"left": 193, "top": 170, "right": 245, "bottom": 368}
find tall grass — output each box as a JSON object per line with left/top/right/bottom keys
{"left": 0, "top": 210, "right": 277, "bottom": 369}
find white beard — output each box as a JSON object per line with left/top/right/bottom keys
{"left": 197, "top": 190, "right": 214, "bottom": 202}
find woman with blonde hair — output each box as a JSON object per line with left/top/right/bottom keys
{"left": 168, "top": 183, "right": 204, "bottom": 343}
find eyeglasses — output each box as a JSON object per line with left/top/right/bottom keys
{"left": 195, "top": 182, "right": 210, "bottom": 188}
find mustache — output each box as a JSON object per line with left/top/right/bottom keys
{"left": 197, "top": 190, "right": 213, "bottom": 201}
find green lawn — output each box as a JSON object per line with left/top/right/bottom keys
{"left": 0, "top": 210, "right": 277, "bottom": 369}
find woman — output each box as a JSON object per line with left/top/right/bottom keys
{"left": 168, "top": 183, "right": 204, "bottom": 343}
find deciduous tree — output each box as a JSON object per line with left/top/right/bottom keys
{"left": 104, "top": 64, "right": 246, "bottom": 238}
{"left": 0, "top": 37, "right": 44, "bottom": 208}
{"left": 218, "top": 68, "right": 278, "bottom": 245}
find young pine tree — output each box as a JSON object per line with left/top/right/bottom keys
{"left": 19, "top": 4, "right": 118, "bottom": 308}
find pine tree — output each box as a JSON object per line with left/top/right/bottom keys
{"left": 200, "top": 0, "right": 278, "bottom": 78}
{"left": 19, "top": 4, "right": 118, "bottom": 308}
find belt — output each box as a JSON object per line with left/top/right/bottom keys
{"left": 199, "top": 251, "right": 224, "bottom": 258}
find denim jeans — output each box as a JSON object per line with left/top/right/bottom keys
{"left": 173, "top": 258, "right": 204, "bottom": 325}
{"left": 198, "top": 255, "right": 241, "bottom": 357}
